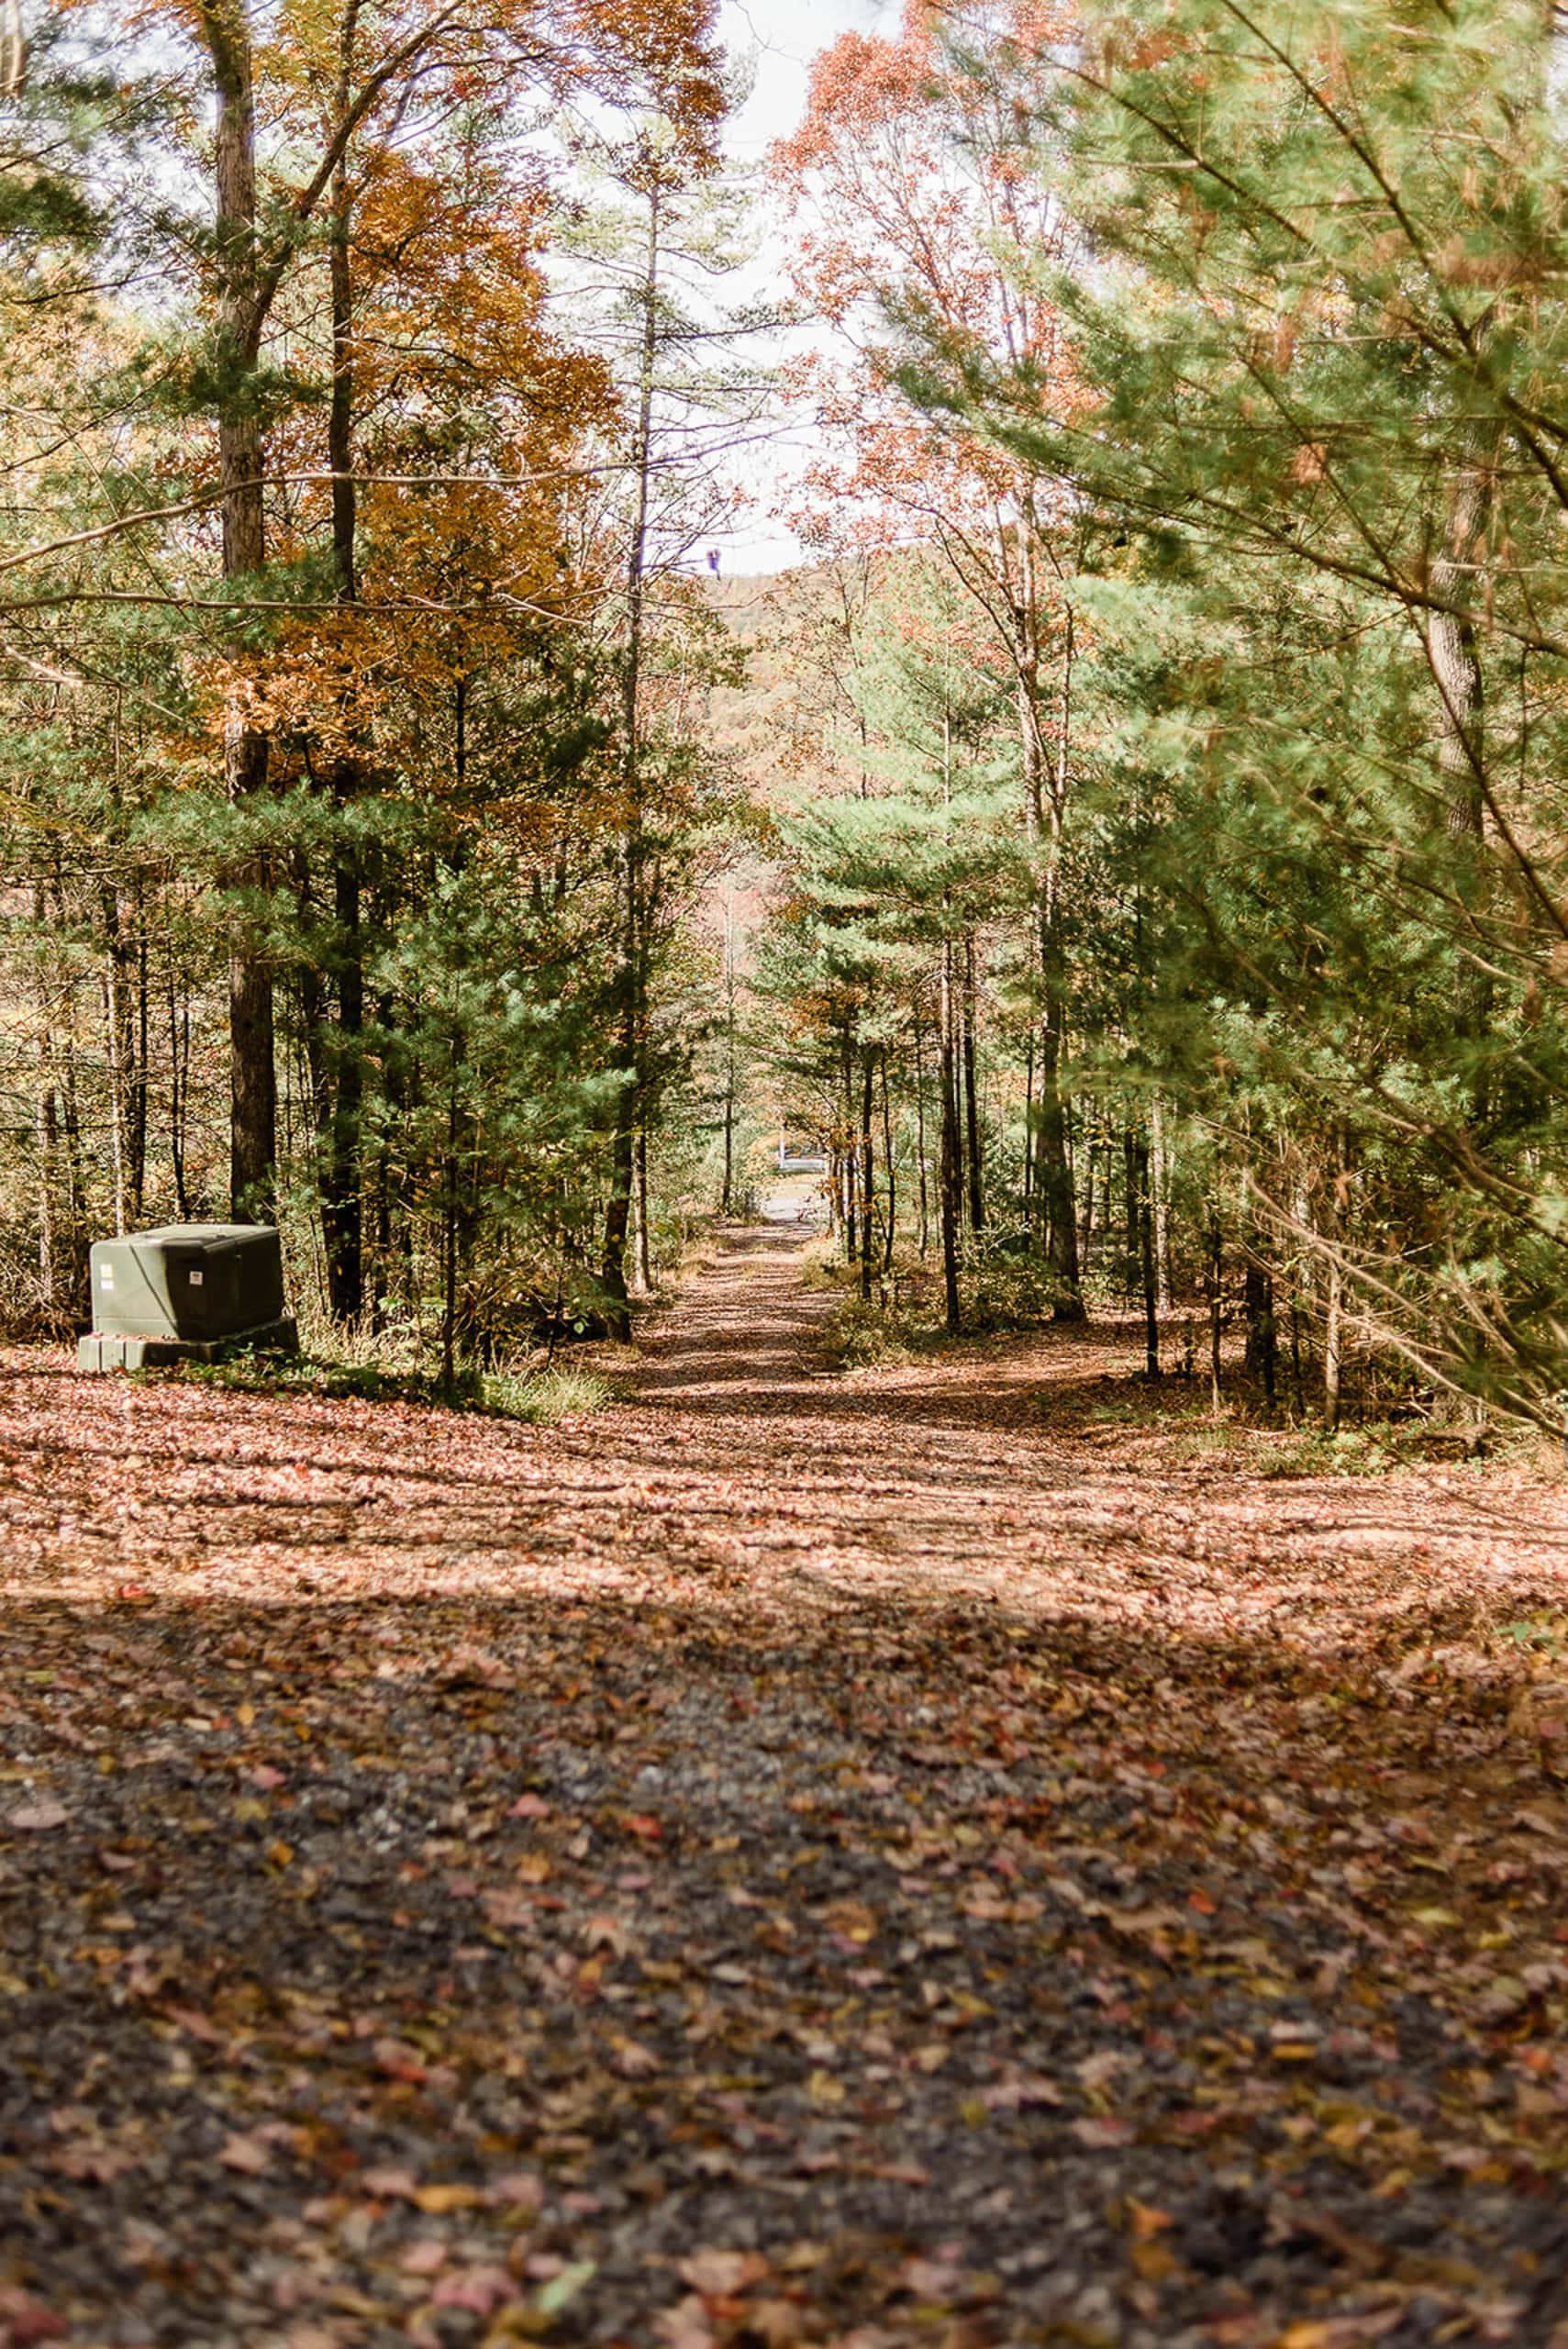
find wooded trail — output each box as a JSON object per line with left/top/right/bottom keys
{"left": 2, "top": 1230, "right": 1567, "bottom": 2348}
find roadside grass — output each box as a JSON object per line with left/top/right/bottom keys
{"left": 1093, "top": 1392, "right": 1525, "bottom": 1480}
{"left": 828, "top": 1297, "right": 926, "bottom": 1369}
{"left": 812, "top": 1242, "right": 1559, "bottom": 1480}
{"left": 140, "top": 1352, "right": 622, "bottom": 1424}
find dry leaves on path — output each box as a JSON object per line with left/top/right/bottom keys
{"left": 1, "top": 1227, "right": 1567, "bottom": 2347}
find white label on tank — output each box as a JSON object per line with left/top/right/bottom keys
{"left": 100, "top": 1268, "right": 113, "bottom": 1286}
{"left": 188, "top": 1269, "right": 204, "bottom": 1286}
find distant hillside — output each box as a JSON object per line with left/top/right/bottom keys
{"left": 701, "top": 566, "right": 862, "bottom": 802}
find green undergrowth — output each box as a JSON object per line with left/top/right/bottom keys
{"left": 828, "top": 1297, "right": 929, "bottom": 1369}
{"left": 816, "top": 1227, "right": 1088, "bottom": 1360}
{"left": 1112, "top": 1396, "right": 1519, "bottom": 1479}
{"left": 144, "top": 1353, "right": 621, "bottom": 1424}
{"left": 1250, "top": 1424, "right": 1426, "bottom": 1479}
{"left": 1496, "top": 1609, "right": 1568, "bottom": 1658}
{"left": 825, "top": 1273, "right": 1538, "bottom": 1478}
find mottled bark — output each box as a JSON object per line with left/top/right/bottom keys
{"left": 197, "top": 0, "right": 276, "bottom": 1219}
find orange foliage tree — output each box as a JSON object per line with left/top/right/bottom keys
{"left": 161, "top": 0, "right": 725, "bottom": 1220}
{"left": 774, "top": 0, "right": 1094, "bottom": 1308}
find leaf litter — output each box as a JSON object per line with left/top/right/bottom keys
{"left": 1, "top": 1227, "right": 1566, "bottom": 2347}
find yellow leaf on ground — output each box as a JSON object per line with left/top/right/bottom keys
{"left": 413, "top": 2184, "right": 483, "bottom": 2215}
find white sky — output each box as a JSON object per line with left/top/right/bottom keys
{"left": 713, "top": 0, "right": 904, "bottom": 571}
{"left": 721, "top": 0, "right": 901, "bottom": 161}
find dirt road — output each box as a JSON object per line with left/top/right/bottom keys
{"left": 1, "top": 1227, "right": 1566, "bottom": 2347}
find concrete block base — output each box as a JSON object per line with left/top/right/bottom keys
{"left": 76, "top": 1319, "right": 300, "bottom": 1373}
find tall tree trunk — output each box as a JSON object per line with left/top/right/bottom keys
{"left": 1077, "top": 1125, "right": 1097, "bottom": 1264}
{"left": 914, "top": 1014, "right": 929, "bottom": 1259}
{"left": 322, "top": 94, "right": 365, "bottom": 1319}
{"left": 880, "top": 1045, "right": 895, "bottom": 1278}
{"left": 440, "top": 1066, "right": 461, "bottom": 1397}
{"left": 61, "top": 1031, "right": 86, "bottom": 1311}
{"left": 632, "top": 1126, "right": 653, "bottom": 1296}
{"left": 939, "top": 942, "right": 962, "bottom": 1332}
{"left": 196, "top": 0, "right": 276, "bottom": 1219}
{"left": 168, "top": 961, "right": 191, "bottom": 1219}
{"left": 1429, "top": 464, "right": 1487, "bottom": 846}
{"left": 602, "top": 170, "right": 661, "bottom": 1337}
{"left": 33, "top": 888, "right": 57, "bottom": 1317}
{"left": 1244, "top": 1260, "right": 1276, "bottom": 1408}
{"left": 1323, "top": 1259, "right": 1343, "bottom": 1432}
{"left": 1150, "top": 1087, "right": 1172, "bottom": 1312}
{"left": 52, "top": 895, "right": 87, "bottom": 1319}
{"left": 719, "top": 883, "right": 736, "bottom": 1214}
{"left": 1136, "top": 1133, "right": 1159, "bottom": 1377}
{"left": 1022, "top": 602, "right": 1082, "bottom": 1314}
{"left": 601, "top": 1024, "right": 635, "bottom": 1336}
{"left": 35, "top": 1064, "right": 57, "bottom": 1318}
{"left": 962, "top": 934, "right": 984, "bottom": 1236}
{"left": 128, "top": 882, "right": 148, "bottom": 1222}
{"left": 840, "top": 1028, "right": 857, "bottom": 1267}
{"left": 101, "top": 953, "right": 127, "bottom": 1238}
{"left": 326, "top": 822, "right": 364, "bottom": 1315}
{"left": 1427, "top": 451, "right": 1493, "bottom": 1124}
{"left": 1322, "top": 1131, "right": 1349, "bottom": 1432}
{"left": 859, "top": 1050, "right": 874, "bottom": 1301}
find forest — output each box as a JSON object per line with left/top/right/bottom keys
{"left": 6, "top": 0, "right": 1568, "bottom": 1441}
{"left": 6, "top": 8, "right": 1568, "bottom": 2345}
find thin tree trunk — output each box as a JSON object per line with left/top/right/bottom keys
{"left": 196, "top": 0, "right": 276, "bottom": 1219}
{"left": 129, "top": 883, "right": 148, "bottom": 1221}
{"left": 860, "top": 1050, "right": 874, "bottom": 1302}
{"left": 323, "top": 84, "right": 364, "bottom": 1319}
{"left": 1323, "top": 1132, "right": 1349, "bottom": 1432}
{"left": 880, "top": 1045, "right": 895, "bottom": 1278}
{"left": 1077, "top": 1128, "right": 1097, "bottom": 1264}
{"left": 962, "top": 934, "right": 984, "bottom": 1235}
{"left": 840, "top": 1030, "right": 857, "bottom": 1267}
{"left": 602, "top": 171, "right": 662, "bottom": 1338}
{"left": 1150, "top": 1087, "right": 1172, "bottom": 1312}
{"left": 720, "top": 884, "right": 736, "bottom": 1215}
{"left": 441, "top": 1088, "right": 460, "bottom": 1398}
{"left": 101, "top": 958, "right": 127, "bottom": 1239}
{"left": 1137, "top": 1134, "right": 1159, "bottom": 1377}
{"left": 56, "top": 940, "right": 87, "bottom": 1317}
{"left": 33, "top": 893, "right": 57, "bottom": 1315}
{"left": 631, "top": 1126, "right": 653, "bottom": 1297}
{"left": 1429, "top": 466, "right": 1487, "bottom": 847}
{"left": 1031, "top": 607, "right": 1083, "bottom": 1315}
{"left": 1244, "top": 1257, "right": 1277, "bottom": 1410}
{"left": 1426, "top": 451, "right": 1494, "bottom": 1124}
{"left": 169, "top": 966, "right": 191, "bottom": 1220}
{"left": 36, "top": 1065, "right": 57, "bottom": 1317}
{"left": 939, "top": 942, "right": 962, "bottom": 1333}
{"left": 370, "top": 974, "right": 397, "bottom": 1334}
{"left": 914, "top": 1015, "right": 929, "bottom": 1259}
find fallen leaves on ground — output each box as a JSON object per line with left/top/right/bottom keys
{"left": 1, "top": 1230, "right": 1567, "bottom": 2346}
